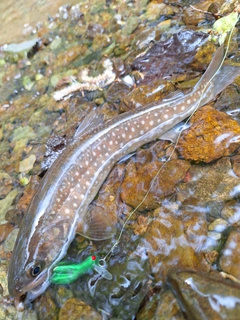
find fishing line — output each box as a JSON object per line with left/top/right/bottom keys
{"left": 101, "top": 16, "right": 239, "bottom": 264}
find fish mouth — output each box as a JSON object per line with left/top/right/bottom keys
{"left": 11, "top": 270, "right": 50, "bottom": 303}
{"left": 24, "top": 271, "right": 50, "bottom": 302}
{"left": 25, "top": 277, "right": 51, "bottom": 302}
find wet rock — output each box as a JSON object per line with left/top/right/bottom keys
{"left": 36, "top": 293, "right": 59, "bottom": 320}
{"left": 58, "top": 298, "right": 101, "bottom": 320}
{"left": 3, "top": 228, "right": 19, "bottom": 253}
{"left": 121, "top": 158, "right": 190, "bottom": 211}
{"left": 0, "top": 172, "right": 12, "bottom": 198}
{"left": 208, "top": 218, "right": 229, "bottom": 232}
{"left": 54, "top": 286, "right": 74, "bottom": 307}
{"left": 11, "top": 126, "right": 36, "bottom": 142}
{"left": 0, "top": 261, "right": 9, "bottom": 296}
{"left": 50, "top": 37, "right": 63, "bottom": 51}
{"left": 145, "top": 3, "right": 176, "bottom": 21}
{"left": 0, "top": 189, "right": 19, "bottom": 224}
{"left": 143, "top": 202, "right": 209, "bottom": 283}
{"left": 132, "top": 31, "right": 208, "bottom": 85}
{"left": 124, "top": 80, "right": 174, "bottom": 107}
{"left": 23, "top": 76, "right": 35, "bottom": 91}
{"left": 18, "top": 154, "right": 36, "bottom": 172}
{"left": 137, "top": 290, "right": 185, "bottom": 320}
{"left": 177, "top": 157, "right": 240, "bottom": 203}
{"left": 221, "top": 200, "right": 240, "bottom": 226}
{"left": 92, "top": 34, "right": 111, "bottom": 51}
{"left": 12, "top": 138, "right": 29, "bottom": 154}
{"left": 122, "top": 17, "right": 139, "bottom": 36}
{"left": 219, "top": 229, "right": 240, "bottom": 280}
{"left": 168, "top": 270, "right": 240, "bottom": 320}
{"left": 177, "top": 105, "right": 240, "bottom": 163}
{"left": 55, "top": 44, "right": 88, "bottom": 68}
{"left": 231, "top": 155, "right": 240, "bottom": 178}
{"left": 0, "top": 223, "right": 15, "bottom": 243}
{"left": 182, "top": 1, "right": 216, "bottom": 27}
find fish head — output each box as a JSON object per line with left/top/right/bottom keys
{"left": 8, "top": 227, "right": 54, "bottom": 303}
{"left": 8, "top": 199, "right": 73, "bottom": 303}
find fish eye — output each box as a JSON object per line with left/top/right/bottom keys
{"left": 31, "top": 265, "right": 41, "bottom": 277}
{"left": 26, "top": 262, "right": 43, "bottom": 278}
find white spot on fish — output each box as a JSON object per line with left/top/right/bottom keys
{"left": 181, "top": 106, "right": 185, "bottom": 111}
{"left": 187, "top": 99, "right": 191, "bottom": 104}
{"left": 73, "top": 203, "right": 78, "bottom": 207}
{"left": 65, "top": 208, "right": 70, "bottom": 214}
{"left": 150, "top": 120, "right": 154, "bottom": 126}
{"left": 164, "top": 114, "right": 169, "bottom": 119}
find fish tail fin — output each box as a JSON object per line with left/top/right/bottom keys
{"left": 195, "top": 44, "right": 240, "bottom": 107}
{"left": 200, "top": 64, "right": 240, "bottom": 106}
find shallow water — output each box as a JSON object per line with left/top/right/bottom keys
{"left": 0, "top": 0, "right": 240, "bottom": 319}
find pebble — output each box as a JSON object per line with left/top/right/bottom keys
{"left": 18, "top": 154, "right": 36, "bottom": 172}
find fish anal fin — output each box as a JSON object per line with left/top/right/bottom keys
{"left": 77, "top": 207, "right": 116, "bottom": 241}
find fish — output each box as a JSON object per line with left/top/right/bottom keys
{"left": 8, "top": 44, "right": 240, "bottom": 303}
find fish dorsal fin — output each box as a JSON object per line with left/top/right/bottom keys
{"left": 77, "top": 207, "right": 116, "bottom": 241}
{"left": 74, "top": 109, "right": 105, "bottom": 139}
{"left": 162, "top": 90, "right": 185, "bottom": 103}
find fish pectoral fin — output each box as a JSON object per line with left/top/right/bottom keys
{"left": 77, "top": 208, "right": 116, "bottom": 241}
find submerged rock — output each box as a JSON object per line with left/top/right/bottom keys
{"left": 219, "top": 229, "right": 240, "bottom": 281}
{"left": 168, "top": 271, "right": 240, "bottom": 320}
{"left": 137, "top": 290, "right": 185, "bottom": 320}
{"left": 142, "top": 202, "right": 209, "bottom": 283}
{"left": 121, "top": 158, "right": 190, "bottom": 211}
{"left": 58, "top": 298, "right": 101, "bottom": 320}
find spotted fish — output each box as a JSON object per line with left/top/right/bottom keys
{"left": 8, "top": 45, "right": 240, "bottom": 303}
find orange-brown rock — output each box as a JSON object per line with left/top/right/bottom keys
{"left": 177, "top": 105, "right": 240, "bottom": 163}
{"left": 121, "top": 159, "right": 190, "bottom": 211}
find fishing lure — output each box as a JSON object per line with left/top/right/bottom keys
{"left": 51, "top": 255, "right": 112, "bottom": 285}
